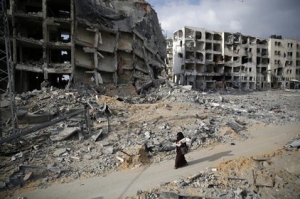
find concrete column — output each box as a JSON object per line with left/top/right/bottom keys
{"left": 93, "top": 29, "right": 99, "bottom": 86}
{"left": 42, "top": 0, "right": 48, "bottom": 76}
{"left": 70, "top": 0, "right": 75, "bottom": 83}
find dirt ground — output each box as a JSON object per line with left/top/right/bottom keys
{"left": 1, "top": 88, "right": 300, "bottom": 199}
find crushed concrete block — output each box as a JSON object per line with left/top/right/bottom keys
{"left": 159, "top": 192, "right": 179, "bottom": 199}
{"left": 116, "top": 156, "right": 124, "bottom": 163}
{"left": 219, "top": 96, "right": 223, "bottom": 102}
{"left": 235, "top": 119, "right": 247, "bottom": 126}
{"left": 262, "top": 161, "right": 270, "bottom": 167}
{"left": 23, "top": 172, "right": 33, "bottom": 181}
{"left": 92, "top": 129, "right": 103, "bottom": 142}
{"left": 182, "top": 85, "right": 192, "bottom": 90}
{"left": 255, "top": 170, "right": 274, "bottom": 187}
{"left": 211, "top": 103, "right": 220, "bottom": 107}
{"left": 226, "top": 121, "right": 244, "bottom": 132}
{"left": 53, "top": 148, "right": 67, "bottom": 157}
{"left": 47, "top": 164, "right": 61, "bottom": 174}
{"left": 106, "top": 147, "right": 114, "bottom": 154}
{"left": 11, "top": 152, "right": 23, "bottom": 161}
{"left": 50, "top": 127, "right": 79, "bottom": 141}
{"left": 290, "top": 140, "right": 300, "bottom": 148}
{"left": 145, "top": 131, "right": 151, "bottom": 139}
{"left": 152, "top": 138, "right": 160, "bottom": 145}
{"left": 100, "top": 141, "right": 110, "bottom": 146}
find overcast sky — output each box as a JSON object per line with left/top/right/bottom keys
{"left": 147, "top": 0, "right": 300, "bottom": 40}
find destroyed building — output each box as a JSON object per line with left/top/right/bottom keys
{"left": 169, "top": 26, "right": 300, "bottom": 90}
{"left": 4, "top": 0, "right": 166, "bottom": 93}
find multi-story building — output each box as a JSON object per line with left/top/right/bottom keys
{"left": 268, "top": 36, "right": 300, "bottom": 89}
{"left": 168, "top": 26, "right": 300, "bottom": 90}
{"left": 2, "top": 0, "right": 166, "bottom": 93}
{"left": 166, "top": 38, "right": 173, "bottom": 80}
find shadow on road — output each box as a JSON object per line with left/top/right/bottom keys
{"left": 188, "top": 150, "right": 233, "bottom": 166}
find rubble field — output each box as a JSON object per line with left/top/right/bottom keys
{"left": 1, "top": 82, "right": 300, "bottom": 198}
{"left": 131, "top": 138, "right": 300, "bottom": 199}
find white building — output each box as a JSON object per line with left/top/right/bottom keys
{"left": 168, "top": 26, "right": 300, "bottom": 90}
{"left": 268, "top": 36, "right": 300, "bottom": 89}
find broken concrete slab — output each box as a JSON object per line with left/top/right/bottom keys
{"left": 105, "top": 147, "right": 114, "bottom": 154}
{"left": 255, "top": 170, "right": 274, "bottom": 187}
{"left": 182, "top": 85, "right": 192, "bottom": 90}
{"left": 18, "top": 112, "right": 56, "bottom": 124}
{"left": 47, "top": 164, "right": 61, "bottom": 174}
{"left": 226, "top": 121, "right": 244, "bottom": 133}
{"left": 50, "top": 127, "right": 80, "bottom": 141}
{"left": 289, "top": 140, "right": 300, "bottom": 148}
{"left": 23, "top": 172, "right": 33, "bottom": 181}
{"left": 91, "top": 129, "right": 103, "bottom": 142}
{"left": 53, "top": 148, "right": 67, "bottom": 157}
{"left": 159, "top": 192, "right": 180, "bottom": 199}
{"left": 11, "top": 152, "right": 23, "bottom": 161}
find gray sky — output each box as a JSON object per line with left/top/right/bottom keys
{"left": 147, "top": 0, "right": 300, "bottom": 40}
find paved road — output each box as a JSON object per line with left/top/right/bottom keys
{"left": 9, "top": 123, "right": 300, "bottom": 199}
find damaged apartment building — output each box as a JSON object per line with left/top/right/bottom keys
{"left": 4, "top": 0, "right": 166, "bottom": 93}
{"left": 169, "top": 26, "right": 300, "bottom": 90}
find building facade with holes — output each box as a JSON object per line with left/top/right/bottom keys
{"left": 168, "top": 26, "right": 300, "bottom": 90}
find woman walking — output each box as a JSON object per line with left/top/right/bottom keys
{"left": 174, "top": 132, "right": 188, "bottom": 169}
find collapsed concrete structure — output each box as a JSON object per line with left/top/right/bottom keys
{"left": 169, "top": 26, "right": 300, "bottom": 90}
{"left": 5, "top": 0, "right": 166, "bottom": 93}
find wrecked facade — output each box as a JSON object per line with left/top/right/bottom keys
{"left": 169, "top": 26, "right": 300, "bottom": 90}
{"left": 5, "top": 0, "right": 166, "bottom": 93}
{"left": 268, "top": 36, "right": 300, "bottom": 89}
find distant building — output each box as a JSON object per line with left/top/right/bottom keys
{"left": 167, "top": 26, "right": 300, "bottom": 90}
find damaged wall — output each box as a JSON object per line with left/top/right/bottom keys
{"left": 7, "top": 0, "right": 166, "bottom": 93}
{"left": 74, "top": 0, "right": 166, "bottom": 88}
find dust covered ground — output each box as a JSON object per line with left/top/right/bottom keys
{"left": 132, "top": 138, "right": 300, "bottom": 199}
{"left": 1, "top": 83, "right": 300, "bottom": 198}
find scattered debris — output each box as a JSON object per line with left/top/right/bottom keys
{"left": 290, "top": 140, "right": 300, "bottom": 148}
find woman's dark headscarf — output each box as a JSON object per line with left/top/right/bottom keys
{"left": 176, "top": 132, "right": 185, "bottom": 142}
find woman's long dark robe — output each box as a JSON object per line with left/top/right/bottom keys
{"left": 175, "top": 142, "right": 187, "bottom": 168}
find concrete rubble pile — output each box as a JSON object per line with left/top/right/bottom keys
{"left": 132, "top": 136, "right": 300, "bottom": 199}
{"left": 1, "top": 81, "right": 300, "bottom": 197}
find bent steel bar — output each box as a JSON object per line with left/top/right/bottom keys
{"left": 0, "top": 109, "right": 85, "bottom": 145}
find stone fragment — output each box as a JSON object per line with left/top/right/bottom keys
{"left": 262, "top": 161, "right": 270, "bottom": 167}
{"left": 53, "top": 148, "right": 67, "bottom": 157}
{"left": 11, "top": 152, "right": 23, "bottom": 161}
{"left": 50, "top": 127, "right": 79, "bottom": 141}
{"left": 152, "top": 138, "right": 160, "bottom": 145}
{"left": 116, "top": 156, "right": 124, "bottom": 163}
{"left": 106, "top": 146, "right": 114, "bottom": 154}
{"left": 145, "top": 131, "right": 151, "bottom": 139}
{"left": 211, "top": 103, "right": 220, "bottom": 107}
{"left": 182, "top": 85, "right": 192, "bottom": 90}
{"left": 255, "top": 170, "right": 274, "bottom": 187}
{"left": 23, "top": 172, "right": 33, "bottom": 181}
{"left": 159, "top": 192, "right": 179, "bottom": 199}
{"left": 47, "top": 164, "right": 61, "bottom": 174}
{"left": 100, "top": 140, "right": 110, "bottom": 146}
{"left": 92, "top": 129, "right": 103, "bottom": 142}
{"left": 290, "top": 140, "right": 300, "bottom": 148}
